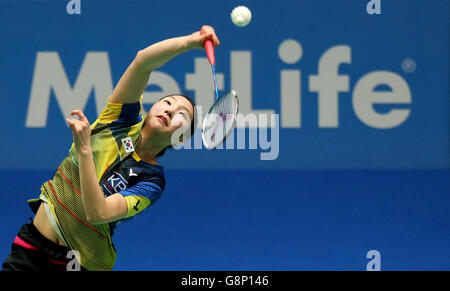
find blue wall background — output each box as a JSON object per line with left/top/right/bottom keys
{"left": 0, "top": 0, "right": 448, "bottom": 270}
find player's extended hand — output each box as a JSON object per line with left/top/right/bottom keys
{"left": 189, "top": 25, "right": 220, "bottom": 49}
{"left": 66, "top": 110, "right": 92, "bottom": 154}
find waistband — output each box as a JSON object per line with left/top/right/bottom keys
{"left": 16, "top": 223, "right": 74, "bottom": 263}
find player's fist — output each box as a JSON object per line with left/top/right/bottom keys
{"left": 66, "top": 110, "right": 92, "bottom": 153}
{"left": 189, "top": 25, "right": 220, "bottom": 49}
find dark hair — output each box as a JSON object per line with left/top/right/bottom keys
{"left": 155, "top": 94, "right": 197, "bottom": 158}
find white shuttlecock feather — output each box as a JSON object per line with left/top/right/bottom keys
{"left": 231, "top": 6, "right": 252, "bottom": 27}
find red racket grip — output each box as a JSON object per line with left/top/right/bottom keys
{"left": 204, "top": 39, "right": 215, "bottom": 66}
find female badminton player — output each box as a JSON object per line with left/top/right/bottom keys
{"left": 2, "top": 25, "right": 220, "bottom": 271}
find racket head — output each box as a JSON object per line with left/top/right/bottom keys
{"left": 202, "top": 90, "right": 239, "bottom": 149}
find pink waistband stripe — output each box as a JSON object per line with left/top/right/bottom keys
{"left": 13, "top": 236, "right": 40, "bottom": 251}
{"left": 13, "top": 235, "right": 68, "bottom": 266}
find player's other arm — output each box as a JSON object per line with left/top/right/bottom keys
{"left": 110, "top": 25, "right": 220, "bottom": 104}
{"left": 67, "top": 110, "right": 128, "bottom": 225}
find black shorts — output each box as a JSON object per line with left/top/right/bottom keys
{"left": 2, "top": 222, "right": 86, "bottom": 271}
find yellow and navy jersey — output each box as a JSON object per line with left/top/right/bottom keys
{"left": 94, "top": 97, "right": 166, "bottom": 234}
{"left": 100, "top": 152, "right": 165, "bottom": 235}
{"left": 28, "top": 95, "right": 165, "bottom": 271}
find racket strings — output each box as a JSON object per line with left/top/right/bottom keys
{"left": 202, "top": 62, "right": 238, "bottom": 149}
{"left": 208, "top": 92, "right": 235, "bottom": 142}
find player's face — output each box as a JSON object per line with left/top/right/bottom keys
{"left": 145, "top": 95, "right": 194, "bottom": 143}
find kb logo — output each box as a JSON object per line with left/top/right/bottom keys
{"left": 366, "top": 0, "right": 381, "bottom": 15}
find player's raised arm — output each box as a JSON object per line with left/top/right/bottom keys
{"left": 110, "top": 25, "right": 220, "bottom": 104}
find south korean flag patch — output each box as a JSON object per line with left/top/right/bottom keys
{"left": 121, "top": 136, "right": 135, "bottom": 153}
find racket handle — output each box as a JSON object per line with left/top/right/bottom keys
{"left": 204, "top": 39, "right": 215, "bottom": 66}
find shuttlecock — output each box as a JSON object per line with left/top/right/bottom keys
{"left": 231, "top": 6, "right": 252, "bottom": 27}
